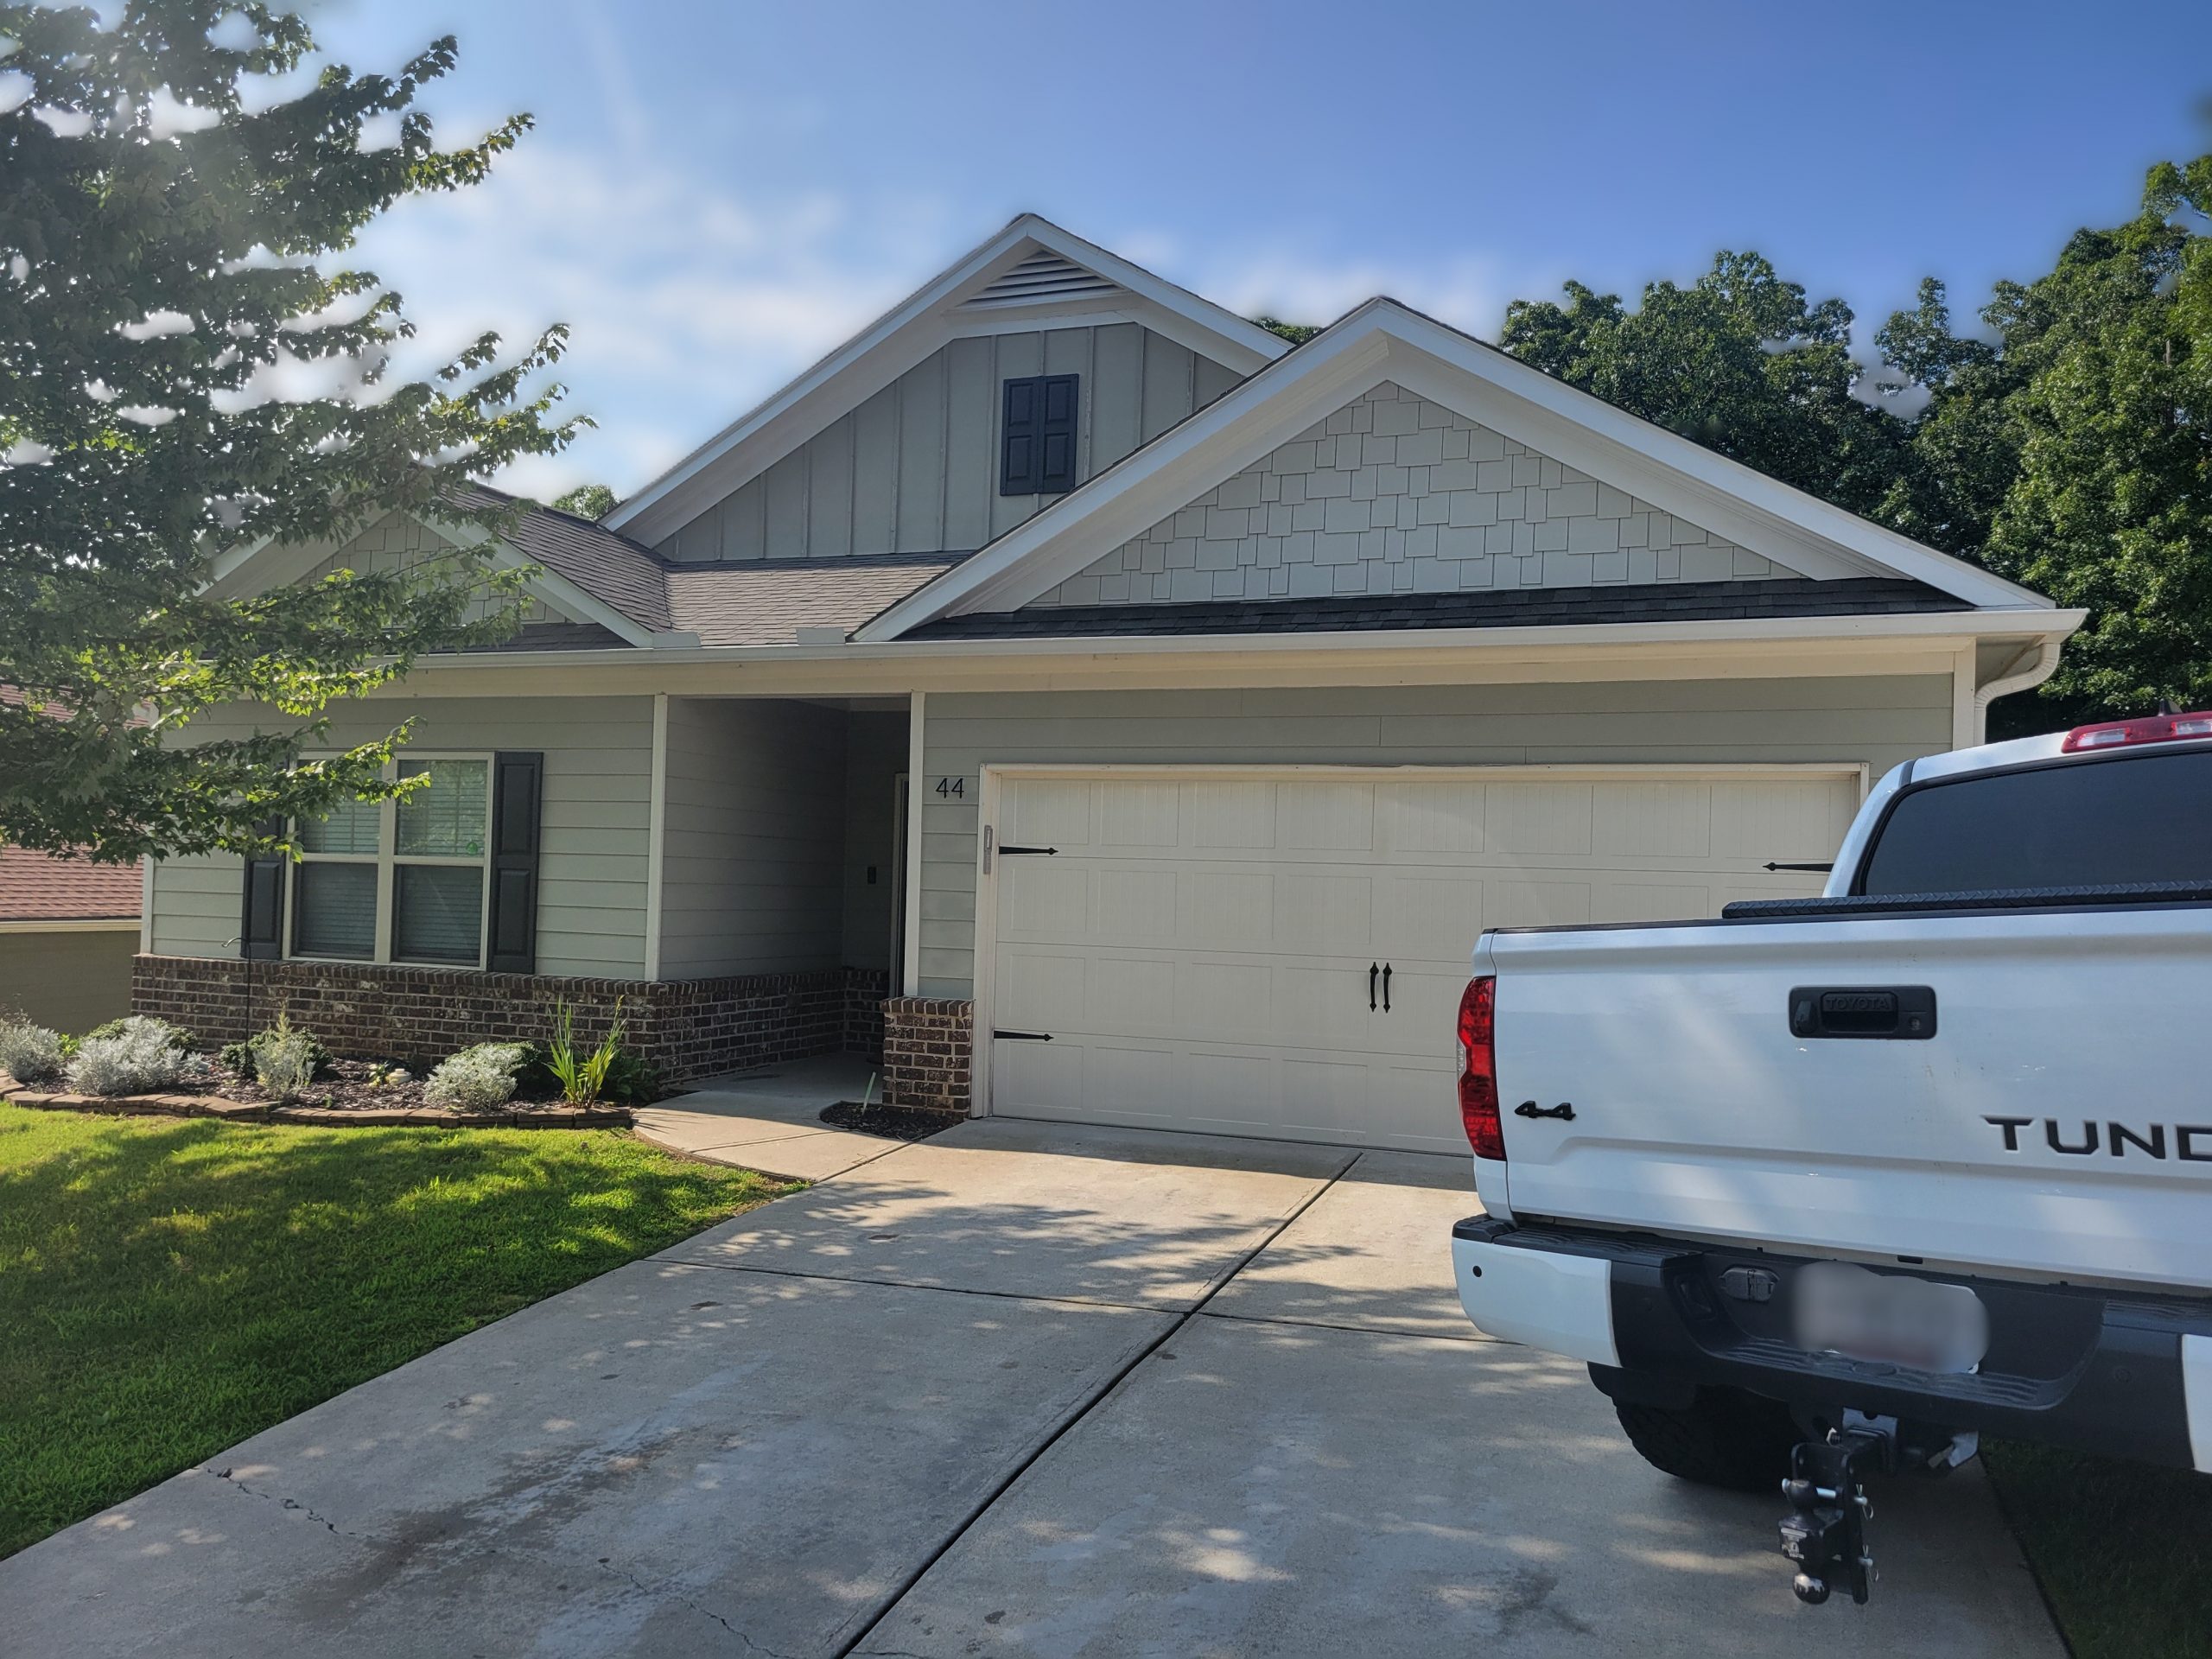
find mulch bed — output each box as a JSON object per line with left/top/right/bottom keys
{"left": 819, "top": 1100, "right": 957, "bottom": 1141}
{"left": 0, "top": 1054, "right": 633, "bottom": 1129}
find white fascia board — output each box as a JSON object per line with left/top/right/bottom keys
{"left": 0, "top": 917, "right": 142, "bottom": 934}
{"left": 861, "top": 301, "right": 2050, "bottom": 637}
{"left": 605, "top": 214, "right": 1287, "bottom": 546}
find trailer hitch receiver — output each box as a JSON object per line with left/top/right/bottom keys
{"left": 1777, "top": 1424, "right": 1892, "bottom": 1605}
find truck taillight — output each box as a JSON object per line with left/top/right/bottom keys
{"left": 1457, "top": 976, "right": 1504, "bottom": 1160}
{"left": 2062, "top": 710, "right": 2212, "bottom": 751}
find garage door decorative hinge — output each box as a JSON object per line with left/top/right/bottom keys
{"left": 993, "top": 1029, "right": 1053, "bottom": 1042}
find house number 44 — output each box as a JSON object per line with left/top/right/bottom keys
{"left": 934, "top": 776, "right": 967, "bottom": 799}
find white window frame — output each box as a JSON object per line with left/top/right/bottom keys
{"left": 285, "top": 752, "right": 495, "bottom": 969}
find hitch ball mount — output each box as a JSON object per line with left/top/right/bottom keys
{"left": 1777, "top": 1414, "right": 1978, "bottom": 1607}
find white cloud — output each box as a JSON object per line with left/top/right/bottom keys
{"left": 1192, "top": 243, "right": 1532, "bottom": 342}
{"left": 147, "top": 87, "right": 221, "bottom": 140}
{"left": 34, "top": 104, "right": 93, "bottom": 137}
{"left": 0, "top": 69, "right": 29, "bottom": 115}
{"left": 346, "top": 142, "right": 958, "bottom": 499}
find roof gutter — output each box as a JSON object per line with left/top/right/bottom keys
{"left": 410, "top": 605, "right": 2087, "bottom": 674}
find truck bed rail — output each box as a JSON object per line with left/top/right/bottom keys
{"left": 1720, "top": 878, "right": 2212, "bottom": 920}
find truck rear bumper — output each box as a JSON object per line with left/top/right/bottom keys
{"left": 1453, "top": 1215, "right": 2212, "bottom": 1472}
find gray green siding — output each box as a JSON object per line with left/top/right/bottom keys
{"left": 148, "top": 696, "right": 655, "bottom": 977}
{"left": 655, "top": 324, "right": 1243, "bottom": 563}
{"left": 914, "top": 677, "right": 1955, "bottom": 997}
{"left": 656, "top": 698, "right": 848, "bottom": 977}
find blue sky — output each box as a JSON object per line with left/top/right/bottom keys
{"left": 306, "top": 0, "right": 2212, "bottom": 503}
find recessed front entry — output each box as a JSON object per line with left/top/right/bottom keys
{"left": 984, "top": 767, "right": 1857, "bottom": 1152}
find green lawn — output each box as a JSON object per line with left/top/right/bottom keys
{"left": 1986, "top": 1440, "right": 2212, "bottom": 1659}
{"left": 0, "top": 1104, "right": 795, "bottom": 1559}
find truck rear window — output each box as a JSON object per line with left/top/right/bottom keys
{"left": 1859, "top": 747, "right": 2212, "bottom": 895}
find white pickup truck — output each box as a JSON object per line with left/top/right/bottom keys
{"left": 1451, "top": 709, "right": 2212, "bottom": 1604}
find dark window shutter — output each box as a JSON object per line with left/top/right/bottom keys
{"left": 1039, "top": 373, "right": 1078, "bottom": 493}
{"left": 239, "top": 817, "right": 286, "bottom": 960}
{"left": 487, "top": 751, "right": 543, "bottom": 974}
{"left": 1000, "top": 373, "right": 1079, "bottom": 496}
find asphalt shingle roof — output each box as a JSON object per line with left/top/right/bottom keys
{"left": 903, "top": 577, "right": 1968, "bottom": 641}
{"left": 666, "top": 553, "right": 969, "bottom": 646}
{"left": 0, "top": 846, "right": 141, "bottom": 921}
{"left": 454, "top": 486, "right": 673, "bottom": 632}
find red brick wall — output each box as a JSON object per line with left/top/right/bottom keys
{"left": 131, "top": 956, "right": 888, "bottom": 1084}
{"left": 880, "top": 996, "right": 974, "bottom": 1115}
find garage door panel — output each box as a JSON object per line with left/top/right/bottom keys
{"left": 1278, "top": 781, "right": 1375, "bottom": 851}
{"left": 1592, "top": 782, "right": 1713, "bottom": 858}
{"left": 1274, "top": 870, "right": 1372, "bottom": 954}
{"left": 991, "top": 771, "right": 1853, "bottom": 1154}
{"left": 1096, "top": 867, "right": 1177, "bottom": 944}
{"left": 1000, "top": 860, "right": 1090, "bottom": 941}
{"left": 1372, "top": 872, "right": 1484, "bottom": 963}
{"left": 1589, "top": 881, "right": 1713, "bottom": 925}
{"left": 1376, "top": 779, "right": 1485, "bottom": 855}
{"left": 1485, "top": 783, "right": 1592, "bottom": 855}
{"left": 1187, "top": 780, "right": 1276, "bottom": 849}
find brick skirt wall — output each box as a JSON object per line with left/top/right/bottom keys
{"left": 132, "top": 956, "right": 891, "bottom": 1084}
{"left": 880, "top": 996, "right": 974, "bottom": 1116}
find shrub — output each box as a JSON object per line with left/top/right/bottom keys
{"left": 67, "top": 1017, "right": 188, "bottom": 1096}
{"left": 249, "top": 1013, "right": 321, "bottom": 1101}
{"left": 79, "top": 1015, "right": 196, "bottom": 1053}
{"left": 0, "top": 1020, "right": 67, "bottom": 1085}
{"left": 423, "top": 1042, "right": 530, "bottom": 1113}
{"left": 223, "top": 1016, "right": 329, "bottom": 1092}
{"left": 598, "top": 1046, "right": 663, "bottom": 1107}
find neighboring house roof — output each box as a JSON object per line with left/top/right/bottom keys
{"left": 0, "top": 846, "right": 142, "bottom": 922}
{"left": 855, "top": 297, "right": 2056, "bottom": 641}
{"left": 666, "top": 553, "right": 969, "bottom": 646}
{"left": 903, "top": 576, "right": 1969, "bottom": 641}
{"left": 605, "top": 215, "right": 1292, "bottom": 546}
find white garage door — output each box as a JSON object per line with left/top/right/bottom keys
{"left": 985, "top": 768, "right": 1857, "bottom": 1153}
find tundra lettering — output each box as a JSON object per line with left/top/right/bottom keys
{"left": 1983, "top": 1116, "right": 2212, "bottom": 1160}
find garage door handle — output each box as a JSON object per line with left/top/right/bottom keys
{"left": 1369, "top": 963, "right": 1378, "bottom": 1011}
{"left": 999, "top": 845, "right": 1058, "bottom": 856}
{"left": 1382, "top": 963, "right": 1392, "bottom": 1012}
{"left": 994, "top": 1029, "right": 1053, "bottom": 1042}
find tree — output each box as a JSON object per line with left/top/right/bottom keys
{"left": 551, "top": 483, "right": 616, "bottom": 520}
{"left": 0, "top": 2, "right": 582, "bottom": 862}
{"left": 1876, "top": 158, "right": 2212, "bottom": 726}
{"left": 1499, "top": 254, "right": 1912, "bottom": 519}
{"left": 1254, "top": 316, "right": 1322, "bottom": 346}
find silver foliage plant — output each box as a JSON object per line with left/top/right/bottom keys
{"left": 67, "top": 1016, "right": 188, "bottom": 1097}
{"left": 0, "top": 1020, "right": 66, "bottom": 1085}
{"left": 422, "top": 1041, "right": 529, "bottom": 1112}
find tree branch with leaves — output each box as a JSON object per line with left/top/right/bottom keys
{"left": 0, "top": 1, "right": 584, "bottom": 860}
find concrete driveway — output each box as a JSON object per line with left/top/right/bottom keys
{"left": 1, "top": 1114, "right": 2063, "bottom": 1658}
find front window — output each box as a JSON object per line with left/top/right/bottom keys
{"left": 290, "top": 756, "right": 493, "bottom": 966}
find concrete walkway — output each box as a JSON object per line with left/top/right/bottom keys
{"left": 632, "top": 1053, "right": 898, "bottom": 1180}
{"left": 1, "top": 1118, "right": 2065, "bottom": 1658}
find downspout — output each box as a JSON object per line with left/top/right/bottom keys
{"left": 1971, "top": 636, "right": 2065, "bottom": 744}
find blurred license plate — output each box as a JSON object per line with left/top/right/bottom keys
{"left": 1791, "top": 1262, "right": 1988, "bottom": 1375}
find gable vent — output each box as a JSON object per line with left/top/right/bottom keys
{"left": 962, "top": 250, "right": 1122, "bottom": 309}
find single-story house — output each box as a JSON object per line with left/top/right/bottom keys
{"left": 0, "top": 843, "right": 143, "bottom": 1033}
{"left": 136, "top": 217, "right": 2082, "bottom": 1153}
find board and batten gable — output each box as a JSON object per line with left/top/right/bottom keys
{"left": 912, "top": 677, "right": 1955, "bottom": 999}
{"left": 147, "top": 696, "right": 655, "bottom": 977}
{"left": 653, "top": 323, "right": 1246, "bottom": 563}
{"left": 1024, "top": 382, "right": 1792, "bottom": 607}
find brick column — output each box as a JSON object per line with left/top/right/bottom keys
{"left": 880, "top": 996, "right": 973, "bottom": 1116}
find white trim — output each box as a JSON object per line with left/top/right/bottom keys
{"left": 604, "top": 215, "right": 1288, "bottom": 546}
{"left": 644, "top": 693, "right": 669, "bottom": 979}
{"left": 0, "top": 917, "right": 142, "bottom": 935}
{"left": 901, "top": 690, "right": 926, "bottom": 995}
{"left": 139, "top": 858, "right": 155, "bottom": 953}
{"left": 1949, "top": 644, "right": 1979, "bottom": 751}
{"left": 969, "top": 760, "right": 1866, "bottom": 1124}
{"left": 856, "top": 301, "right": 2053, "bottom": 639}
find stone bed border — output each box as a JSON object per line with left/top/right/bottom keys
{"left": 0, "top": 1077, "right": 631, "bottom": 1130}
